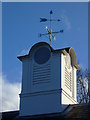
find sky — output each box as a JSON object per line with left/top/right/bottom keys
{"left": 2, "top": 2, "right": 88, "bottom": 111}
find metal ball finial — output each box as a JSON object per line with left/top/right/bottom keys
{"left": 50, "top": 10, "right": 53, "bottom": 14}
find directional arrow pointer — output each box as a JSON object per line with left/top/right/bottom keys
{"left": 40, "top": 18, "right": 47, "bottom": 22}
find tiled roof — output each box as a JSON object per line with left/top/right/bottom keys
{"left": 1, "top": 103, "right": 90, "bottom": 120}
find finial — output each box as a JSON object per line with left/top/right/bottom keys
{"left": 50, "top": 10, "right": 53, "bottom": 14}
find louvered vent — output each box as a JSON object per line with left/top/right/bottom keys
{"left": 65, "top": 67, "right": 72, "bottom": 91}
{"left": 33, "top": 63, "right": 51, "bottom": 85}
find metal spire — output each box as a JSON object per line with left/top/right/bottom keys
{"left": 39, "top": 10, "right": 64, "bottom": 46}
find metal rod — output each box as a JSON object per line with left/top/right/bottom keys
{"left": 50, "top": 11, "right": 52, "bottom": 46}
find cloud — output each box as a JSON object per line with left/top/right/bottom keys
{"left": 0, "top": 74, "right": 21, "bottom": 112}
{"left": 61, "top": 13, "right": 71, "bottom": 31}
{"left": 20, "top": 48, "right": 29, "bottom": 56}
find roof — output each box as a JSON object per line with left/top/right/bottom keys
{"left": 2, "top": 111, "right": 19, "bottom": 120}
{"left": 17, "top": 42, "right": 70, "bottom": 61}
{"left": 17, "top": 42, "right": 80, "bottom": 70}
{"left": 1, "top": 103, "right": 90, "bottom": 120}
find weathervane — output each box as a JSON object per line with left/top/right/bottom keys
{"left": 39, "top": 10, "right": 64, "bottom": 46}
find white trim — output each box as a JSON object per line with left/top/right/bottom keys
{"left": 61, "top": 89, "right": 78, "bottom": 104}
{"left": 20, "top": 89, "right": 61, "bottom": 97}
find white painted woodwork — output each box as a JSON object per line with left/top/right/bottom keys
{"left": 18, "top": 42, "right": 79, "bottom": 116}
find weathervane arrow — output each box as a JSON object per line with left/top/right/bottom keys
{"left": 39, "top": 10, "right": 64, "bottom": 46}
{"left": 40, "top": 18, "right": 47, "bottom": 22}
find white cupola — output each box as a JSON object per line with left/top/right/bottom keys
{"left": 17, "top": 42, "right": 80, "bottom": 116}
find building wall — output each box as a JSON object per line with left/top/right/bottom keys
{"left": 21, "top": 52, "right": 61, "bottom": 93}
{"left": 19, "top": 45, "right": 78, "bottom": 116}
{"left": 20, "top": 91, "right": 61, "bottom": 116}
{"left": 72, "top": 66, "right": 77, "bottom": 101}
{"left": 20, "top": 51, "right": 62, "bottom": 116}
{"left": 61, "top": 53, "right": 77, "bottom": 104}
